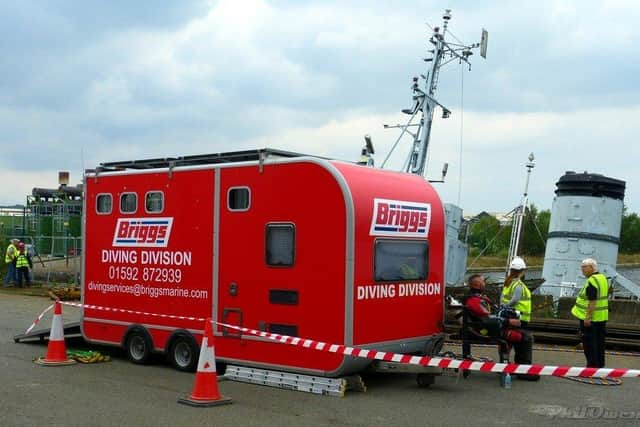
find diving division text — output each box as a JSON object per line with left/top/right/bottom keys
{"left": 101, "top": 249, "right": 192, "bottom": 266}
{"left": 357, "top": 282, "right": 441, "bottom": 300}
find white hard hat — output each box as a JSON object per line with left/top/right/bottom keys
{"left": 509, "top": 257, "right": 527, "bottom": 270}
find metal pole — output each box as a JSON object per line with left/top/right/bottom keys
{"left": 506, "top": 154, "right": 535, "bottom": 274}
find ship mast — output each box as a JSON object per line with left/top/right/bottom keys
{"left": 506, "top": 153, "right": 536, "bottom": 273}
{"left": 381, "top": 9, "right": 487, "bottom": 178}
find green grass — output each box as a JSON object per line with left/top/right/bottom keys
{"left": 617, "top": 253, "right": 640, "bottom": 265}
{"left": 468, "top": 253, "right": 640, "bottom": 269}
{"left": 468, "top": 255, "right": 544, "bottom": 269}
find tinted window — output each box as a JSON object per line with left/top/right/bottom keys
{"left": 228, "top": 187, "right": 250, "bottom": 211}
{"left": 145, "top": 191, "right": 164, "bottom": 213}
{"left": 374, "top": 240, "right": 428, "bottom": 282}
{"left": 120, "top": 193, "right": 137, "bottom": 213}
{"left": 96, "top": 194, "right": 112, "bottom": 214}
{"left": 266, "top": 224, "right": 295, "bottom": 266}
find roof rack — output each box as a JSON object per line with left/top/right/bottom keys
{"left": 96, "top": 148, "right": 322, "bottom": 171}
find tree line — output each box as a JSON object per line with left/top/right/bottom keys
{"left": 465, "top": 205, "right": 640, "bottom": 257}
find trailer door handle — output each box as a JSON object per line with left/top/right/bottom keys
{"left": 221, "top": 308, "right": 243, "bottom": 338}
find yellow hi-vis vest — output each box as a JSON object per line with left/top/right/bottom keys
{"left": 571, "top": 272, "right": 609, "bottom": 322}
{"left": 16, "top": 252, "right": 29, "bottom": 268}
{"left": 5, "top": 243, "right": 17, "bottom": 264}
{"left": 501, "top": 278, "right": 532, "bottom": 322}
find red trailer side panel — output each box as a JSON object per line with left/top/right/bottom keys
{"left": 81, "top": 154, "right": 445, "bottom": 376}
{"left": 83, "top": 170, "right": 215, "bottom": 347}
{"left": 215, "top": 161, "right": 348, "bottom": 373}
{"left": 332, "top": 162, "right": 445, "bottom": 347}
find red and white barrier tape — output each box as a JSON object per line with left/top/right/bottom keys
{"left": 448, "top": 341, "right": 640, "bottom": 358}
{"left": 61, "top": 301, "right": 205, "bottom": 322}
{"left": 215, "top": 321, "right": 640, "bottom": 379}
{"left": 55, "top": 301, "right": 640, "bottom": 378}
{"left": 24, "top": 303, "right": 55, "bottom": 334}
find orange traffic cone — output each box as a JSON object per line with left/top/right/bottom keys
{"left": 34, "top": 300, "right": 76, "bottom": 366}
{"left": 178, "top": 318, "right": 232, "bottom": 407}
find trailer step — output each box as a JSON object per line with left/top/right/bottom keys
{"left": 222, "top": 365, "right": 366, "bottom": 397}
{"left": 13, "top": 321, "right": 81, "bottom": 343}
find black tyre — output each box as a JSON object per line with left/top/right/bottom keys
{"left": 168, "top": 334, "right": 199, "bottom": 372}
{"left": 416, "top": 374, "right": 435, "bottom": 388}
{"left": 125, "top": 329, "right": 152, "bottom": 364}
{"left": 216, "top": 361, "right": 227, "bottom": 376}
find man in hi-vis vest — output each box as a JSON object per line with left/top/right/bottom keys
{"left": 571, "top": 258, "right": 609, "bottom": 368}
{"left": 501, "top": 257, "right": 532, "bottom": 328}
{"left": 4, "top": 238, "right": 19, "bottom": 287}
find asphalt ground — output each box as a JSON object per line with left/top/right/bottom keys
{"left": 2, "top": 291, "right": 640, "bottom": 427}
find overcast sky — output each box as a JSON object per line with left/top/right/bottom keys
{"left": 1, "top": 0, "right": 639, "bottom": 215}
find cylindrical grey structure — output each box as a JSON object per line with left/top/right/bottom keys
{"left": 538, "top": 171, "right": 626, "bottom": 298}
{"left": 444, "top": 203, "right": 467, "bottom": 286}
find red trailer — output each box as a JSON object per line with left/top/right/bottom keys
{"left": 81, "top": 148, "right": 445, "bottom": 377}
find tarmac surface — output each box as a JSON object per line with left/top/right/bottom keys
{"left": 2, "top": 290, "right": 640, "bottom": 426}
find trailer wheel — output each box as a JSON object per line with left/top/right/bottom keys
{"left": 416, "top": 374, "right": 435, "bottom": 388}
{"left": 125, "top": 330, "right": 152, "bottom": 364}
{"left": 169, "top": 334, "right": 199, "bottom": 372}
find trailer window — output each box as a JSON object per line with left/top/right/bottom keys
{"left": 266, "top": 224, "right": 295, "bottom": 266}
{"left": 96, "top": 194, "right": 112, "bottom": 214}
{"left": 145, "top": 191, "right": 164, "bottom": 213}
{"left": 374, "top": 240, "right": 428, "bottom": 282}
{"left": 120, "top": 193, "right": 137, "bottom": 214}
{"left": 228, "top": 187, "right": 250, "bottom": 211}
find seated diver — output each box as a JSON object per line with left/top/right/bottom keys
{"left": 464, "top": 274, "right": 540, "bottom": 381}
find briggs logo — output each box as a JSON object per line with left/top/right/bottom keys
{"left": 112, "top": 217, "right": 173, "bottom": 247}
{"left": 369, "top": 198, "right": 430, "bottom": 237}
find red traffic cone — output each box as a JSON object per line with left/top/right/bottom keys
{"left": 178, "top": 318, "right": 231, "bottom": 407}
{"left": 34, "top": 301, "right": 76, "bottom": 366}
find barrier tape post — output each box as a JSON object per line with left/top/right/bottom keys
{"left": 52, "top": 301, "right": 640, "bottom": 379}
